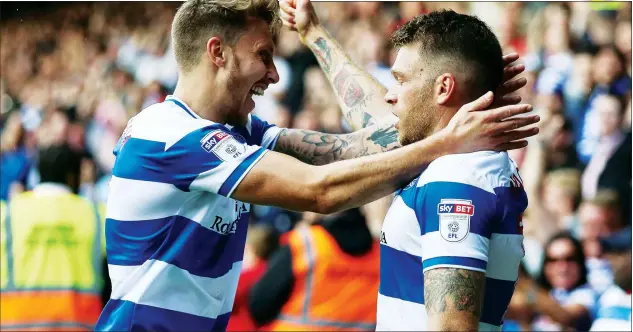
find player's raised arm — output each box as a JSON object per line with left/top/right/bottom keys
{"left": 280, "top": 0, "right": 528, "bottom": 131}
{"left": 280, "top": 0, "right": 391, "bottom": 130}
{"left": 273, "top": 92, "right": 539, "bottom": 165}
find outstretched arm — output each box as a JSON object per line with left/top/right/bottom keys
{"left": 273, "top": 121, "right": 399, "bottom": 165}
{"left": 280, "top": 0, "right": 391, "bottom": 130}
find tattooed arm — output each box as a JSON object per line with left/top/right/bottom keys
{"left": 424, "top": 268, "right": 486, "bottom": 331}
{"left": 303, "top": 26, "right": 395, "bottom": 131}
{"left": 273, "top": 122, "right": 400, "bottom": 166}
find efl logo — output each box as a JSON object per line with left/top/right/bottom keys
{"left": 200, "top": 130, "right": 230, "bottom": 153}
{"left": 437, "top": 202, "right": 475, "bottom": 216}
{"left": 438, "top": 199, "right": 474, "bottom": 242}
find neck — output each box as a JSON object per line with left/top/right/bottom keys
{"left": 172, "top": 70, "right": 230, "bottom": 124}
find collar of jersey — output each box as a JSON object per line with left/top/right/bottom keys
{"left": 165, "top": 95, "right": 201, "bottom": 119}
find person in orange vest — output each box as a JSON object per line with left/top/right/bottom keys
{"left": 0, "top": 144, "right": 107, "bottom": 331}
{"left": 249, "top": 208, "right": 380, "bottom": 331}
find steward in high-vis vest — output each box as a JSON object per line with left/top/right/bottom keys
{"left": 250, "top": 209, "right": 380, "bottom": 331}
{"left": 0, "top": 144, "right": 106, "bottom": 331}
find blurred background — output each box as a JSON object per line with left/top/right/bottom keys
{"left": 0, "top": 1, "right": 631, "bottom": 331}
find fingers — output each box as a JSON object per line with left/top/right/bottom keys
{"left": 279, "top": 8, "right": 296, "bottom": 25}
{"left": 496, "top": 127, "right": 539, "bottom": 143}
{"left": 279, "top": 3, "right": 297, "bottom": 29}
{"left": 498, "top": 77, "right": 527, "bottom": 98}
{"left": 502, "top": 53, "right": 520, "bottom": 66}
{"left": 503, "top": 63, "right": 525, "bottom": 82}
{"left": 463, "top": 91, "right": 494, "bottom": 112}
{"left": 489, "top": 103, "right": 533, "bottom": 122}
{"left": 496, "top": 115, "right": 540, "bottom": 133}
{"left": 279, "top": 0, "right": 296, "bottom": 14}
{"left": 494, "top": 140, "right": 529, "bottom": 151}
{"left": 495, "top": 95, "right": 522, "bottom": 106}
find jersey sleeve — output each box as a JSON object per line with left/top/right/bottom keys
{"left": 112, "top": 124, "right": 267, "bottom": 197}
{"left": 249, "top": 115, "right": 282, "bottom": 150}
{"left": 416, "top": 181, "right": 498, "bottom": 274}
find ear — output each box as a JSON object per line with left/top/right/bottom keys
{"left": 207, "top": 36, "right": 227, "bottom": 68}
{"left": 434, "top": 73, "right": 456, "bottom": 105}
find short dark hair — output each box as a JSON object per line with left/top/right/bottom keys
{"left": 37, "top": 144, "right": 81, "bottom": 191}
{"left": 390, "top": 10, "right": 504, "bottom": 99}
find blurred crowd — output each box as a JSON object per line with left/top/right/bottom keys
{"left": 1, "top": 1, "right": 631, "bottom": 331}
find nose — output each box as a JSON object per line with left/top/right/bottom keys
{"left": 268, "top": 62, "right": 280, "bottom": 84}
{"left": 384, "top": 90, "right": 397, "bottom": 105}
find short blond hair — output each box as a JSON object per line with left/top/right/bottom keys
{"left": 585, "top": 189, "right": 621, "bottom": 212}
{"left": 171, "top": 0, "right": 281, "bottom": 72}
{"left": 544, "top": 168, "right": 581, "bottom": 198}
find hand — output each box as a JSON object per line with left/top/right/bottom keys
{"left": 491, "top": 53, "right": 528, "bottom": 108}
{"left": 279, "top": 0, "right": 320, "bottom": 40}
{"left": 444, "top": 91, "right": 540, "bottom": 153}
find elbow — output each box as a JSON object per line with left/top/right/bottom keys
{"left": 304, "top": 169, "right": 341, "bottom": 215}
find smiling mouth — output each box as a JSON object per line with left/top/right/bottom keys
{"left": 250, "top": 86, "right": 265, "bottom": 96}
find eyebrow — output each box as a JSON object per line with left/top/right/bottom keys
{"left": 256, "top": 42, "right": 274, "bottom": 54}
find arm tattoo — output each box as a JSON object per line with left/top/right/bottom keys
{"left": 361, "top": 112, "right": 377, "bottom": 128}
{"left": 424, "top": 268, "right": 485, "bottom": 320}
{"left": 274, "top": 125, "right": 400, "bottom": 165}
{"left": 368, "top": 125, "right": 399, "bottom": 148}
{"left": 312, "top": 37, "right": 332, "bottom": 74}
{"left": 333, "top": 64, "right": 368, "bottom": 109}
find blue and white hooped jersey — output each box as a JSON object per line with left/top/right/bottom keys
{"left": 377, "top": 151, "right": 527, "bottom": 331}
{"left": 95, "top": 96, "right": 281, "bottom": 331}
{"left": 591, "top": 285, "right": 632, "bottom": 331}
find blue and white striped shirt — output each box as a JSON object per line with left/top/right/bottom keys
{"left": 377, "top": 151, "right": 527, "bottom": 331}
{"left": 95, "top": 96, "right": 281, "bottom": 331}
{"left": 591, "top": 285, "right": 632, "bottom": 331}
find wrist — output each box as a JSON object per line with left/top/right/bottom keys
{"left": 428, "top": 129, "right": 456, "bottom": 158}
{"left": 435, "top": 128, "right": 460, "bottom": 155}
{"left": 300, "top": 23, "right": 324, "bottom": 44}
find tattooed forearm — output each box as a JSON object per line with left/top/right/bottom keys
{"left": 333, "top": 63, "right": 369, "bottom": 109}
{"left": 274, "top": 124, "right": 401, "bottom": 166}
{"left": 312, "top": 37, "right": 332, "bottom": 74}
{"left": 362, "top": 113, "right": 377, "bottom": 128}
{"left": 304, "top": 26, "right": 393, "bottom": 131}
{"left": 368, "top": 125, "right": 399, "bottom": 149}
{"left": 424, "top": 268, "right": 485, "bottom": 330}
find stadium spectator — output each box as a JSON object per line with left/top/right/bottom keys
{"left": 0, "top": 143, "right": 106, "bottom": 331}
{"left": 0, "top": 113, "right": 33, "bottom": 201}
{"left": 518, "top": 232, "right": 598, "bottom": 331}
{"left": 249, "top": 208, "right": 379, "bottom": 330}
{"left": 581, "top": 94, "right": 627, "bottom": 199}
{"left": 579, "top": 190, "right": 625, "bottom": 294}
{"left": 590, "top": 227, "right": 632, "bottom": 331}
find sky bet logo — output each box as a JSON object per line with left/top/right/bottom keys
{"left": 437, "top": 202, "right": 475, "bottom": 216}
{"left": 201, "top": 130, "right": 229, "bottom": 153}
